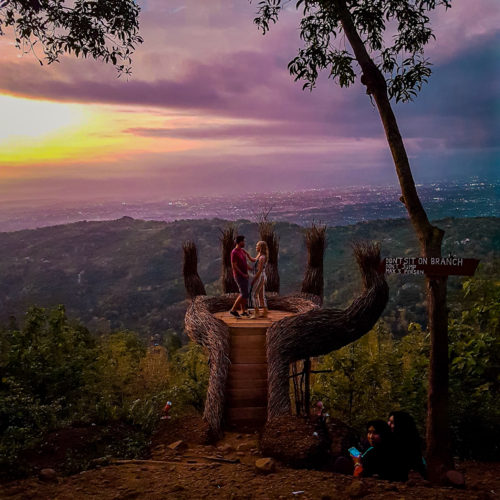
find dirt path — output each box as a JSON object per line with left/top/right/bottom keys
{"left": 2, "top": 430, "right": 499, "bottom": 499}
{"left": 2, "top": 416, "right": 499, "bottom": 499}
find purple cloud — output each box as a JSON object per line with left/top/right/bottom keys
{"left": 0, "top": 0, "right": 497, "bottom": 203}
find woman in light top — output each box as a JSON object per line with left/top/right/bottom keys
{"left": 246, "top": 240, "right": 269, "bottom": 318}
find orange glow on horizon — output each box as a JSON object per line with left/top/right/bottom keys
{"left": 0, "top": 94, "right": 203, "bottom": 169}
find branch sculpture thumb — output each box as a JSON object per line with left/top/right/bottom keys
{"left": 266, "top": 242, "right": 389, "bottom": 418}
{"left": 183, "top": 240, "right": 206, "bottom": 299}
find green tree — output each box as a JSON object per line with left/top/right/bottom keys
{"left": 92, "top": 331, "right": 146, "bottom": 420}
{"left": 254, "top": 0, "right": 453, "bottom": 481}
{"left": 168, "top": 343, "right": 210, "bottom": 413}
{"left": 1, "top": 305, "right": 96, "bottom": 410}
{"left": 310, "top": 277, "right": 499, "bottom": 460}
{"left": 448, "top": 275, "right": 500, "bottom": 459}
{"left": 0, "top": 0, "right": 142, "bottom": 74}
{"left": 0, "top": 305, "right": 97, "bottom": 475}
{"left": 312, "top": 323, "right": 429, "bottom": 431}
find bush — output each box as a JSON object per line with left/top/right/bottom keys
{"left": 311, "top": 322, "right": 428, "bottom": 433}
{"left": 310, "top": 273, "right": 500, "bottom": 460}
{"left": 448, "top": 276, "right": 500, "bottom": 459}
{"left": 0, "top": 307, "right": 208, "bottom": 478}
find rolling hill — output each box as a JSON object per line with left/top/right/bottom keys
{"left": 0, "top": 216, "right": 498, "bottom": 340}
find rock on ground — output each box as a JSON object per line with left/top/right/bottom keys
{"left": 255, "top": 458, "right": 276, "bottom": 474}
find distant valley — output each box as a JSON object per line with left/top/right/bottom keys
{"left": 0, "top": 216, "right": 498, "bottom": 341}
{"left": 0, "top": 180, "right": 497, "bottom": 232}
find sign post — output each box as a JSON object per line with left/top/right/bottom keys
{"left": 383, "top": 257, "right": 479, "bottom": 277}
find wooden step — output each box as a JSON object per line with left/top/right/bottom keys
{"left": 227, "top": 397, "right": 267, "bottom": 408}
{"left": 229, "top": 363, "right": 267, "bottom": 378}
{"left": 230, "top": 335, "right": 266, "bottom": 349}
{"left": 228, "top": 326, "right": 267, "bottom": 337}
{"left": 226, "top": 407, "right": 267, "bottom": 422}
{"left": 227, "top": 388, "right": 267, "bottom": 408}
{"left": 230, "top": 350, "right": 266, "bottom": 364}
{"left": 227, "top": 387, "right": 268, "bottom": 398}
{"left": 226, "top": 378, "right": 267, "bottom": 390}
{"left": 225, "top": 419, "right": 264, "bottom": 432}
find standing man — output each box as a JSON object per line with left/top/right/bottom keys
{"left": 230, "top": 235, "right": 250, "bottom": 318}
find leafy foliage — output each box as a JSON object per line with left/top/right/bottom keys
{"left": 0, "top": 306, "right": 97, "bottom": 475}
{"left": 448, "top": 273, "right": 500, "bottom": 459}
{"left": 0, "top": 305, "right": 209, "bottom": 477}
{"left": 254, "top": 0, "right": 450, "bottom": 101}
{"left": 1, "top": 268, "right": 498, "bottom": 475}
{"left": 0, "top": 0, "right": 142, "bottom": 75}
{"left": 311, "top": 322, "right": 429, "bottom": 432}
{"left": 310, "top": 271, "right": 500, "bottom": 459}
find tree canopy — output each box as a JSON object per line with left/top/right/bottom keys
{"left": 255, "top": 0, "right": 450, "bottom": 102}
{"left": 0, "top": 0, "right": 142, "bottom": 74}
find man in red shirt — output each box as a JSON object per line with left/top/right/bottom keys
{"left": 230, "top": 235, "right": 250, "bottom": 318}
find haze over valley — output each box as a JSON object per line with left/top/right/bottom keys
{"left": 1, "top": 179, "right": 497, "bottom": 233}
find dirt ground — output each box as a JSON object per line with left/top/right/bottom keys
{"left": 1, "top": 416, "right": 498, "bottom": 500}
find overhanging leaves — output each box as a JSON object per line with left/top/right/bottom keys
{"left": 254, "top": 0, "right": 451, "bottom": 101}
{"left": 0, "top": 0, "right": 142, "bottom": 75}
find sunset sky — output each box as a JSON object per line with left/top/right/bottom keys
{"left": 0, "top": 0, "right": 498, "bottom": 204}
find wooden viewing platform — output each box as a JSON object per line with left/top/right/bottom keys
{"left": 213, "top": 309, "right": 296, "bottom": 430}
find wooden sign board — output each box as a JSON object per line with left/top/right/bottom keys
{"left": 383, "top": 257, "right": 480, "bottom": 277}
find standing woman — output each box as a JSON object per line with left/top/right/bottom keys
{"left": 249, "top": 241, "right": 269, "bottom": 318}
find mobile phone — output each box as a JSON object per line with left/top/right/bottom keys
{"left": 348, "top": 447, "right": 361, "bottom": 457}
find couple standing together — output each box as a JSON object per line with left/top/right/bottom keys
{"left": 229, "top": 235, "right": 269, "bottom": 319}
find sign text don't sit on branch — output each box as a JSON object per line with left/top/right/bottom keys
{"left": 383, "top": 257, "right": 480, "bottom": 277}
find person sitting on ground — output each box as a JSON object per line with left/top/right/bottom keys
{"left": 352, "top": 419, "right": 406, "bottom": 481}
{"left": 388, "top": 410, "right": 427, "bottom": 479}
{"left": 229, "top": 235, "right": 251, "bottom": 318}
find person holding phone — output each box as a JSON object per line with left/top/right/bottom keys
{"left": 350, "top": 420, "right": 406, "bottom": 481}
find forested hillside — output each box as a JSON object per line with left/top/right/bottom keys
{"left": 0, "top": 216, "right": 498, "bottom": 340}
{"left": 0, "top": 217, "right": 498, "bottom": 477}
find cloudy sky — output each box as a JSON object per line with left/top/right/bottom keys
{"left": 0, "top": 0, "right": 498, "bottom": 203}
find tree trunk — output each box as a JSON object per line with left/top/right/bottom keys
{"left": 425, "top": 274, "right": 450, "bottom": 481}
{"left": 334, "top": 0, "right": 453, "bottom": 481}
{"left": 292, "top": 362, "right": 302, "bottom": 415}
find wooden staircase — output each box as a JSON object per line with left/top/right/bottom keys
{"left": 213, "top": 311, "right": 295, "bottom": 431}
{"left": 226, "top": 323, "right": 268, "bottom": 430}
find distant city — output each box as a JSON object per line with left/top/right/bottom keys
{"left": 0, "top": 179, "right": 497, "bottom": 232}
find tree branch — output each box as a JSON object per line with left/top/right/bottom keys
{"left": 332, "top": 0, "right": 442, "bottom": 253}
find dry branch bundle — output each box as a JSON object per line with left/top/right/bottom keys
{"left": 258, "top": 215, "right": 280, "bottom": 293}
{"left": 183, "top": 293, "right": 318, "bottom": 437}
{"left": 266, "top": 242, "right": 388, "bottom": 418}
{"left": 219, "top": 225, "right": 239, "bottom": 294}
{"left": 182, "top": 241, "right": 206, "bottom": 299}
{"left": 301, "top": 224, "right": 327, "bottom": 301}
{"left": 184, "top": 295, "right": 234, "bottom": 439}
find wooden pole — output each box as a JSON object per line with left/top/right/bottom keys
{"left": 304, "top": 357, "right": 311, "bottom": 416}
